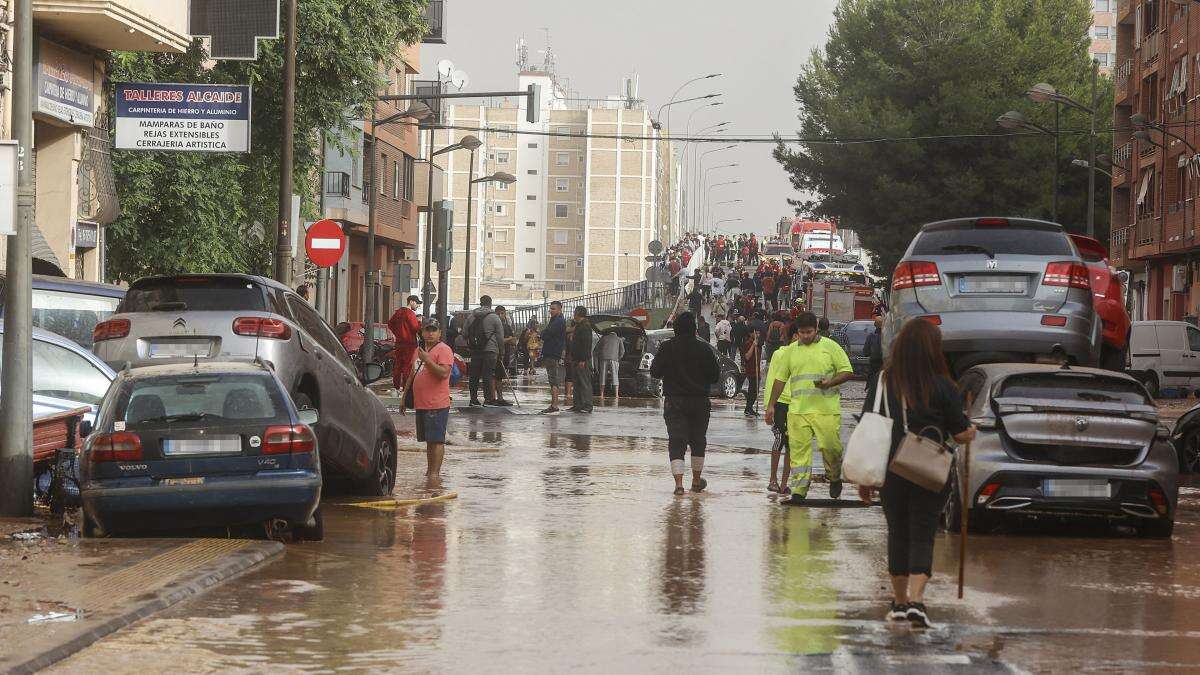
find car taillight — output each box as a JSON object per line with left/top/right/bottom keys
{"left": 263, "top": 425, "right": 316, "bottom": 455}
{"left": 892, "top": 261, "right": 940, "bottom": 290}
{"left": 91, "top": 432, "right": 143, "bottom": 462}
{"left": 93, "top": 318, "right": 131, "bottom": 343}
{"left": 975, "top": 217, "right": 1010, "bottom": 227}
{"left": 1043, "top": 262, "right": 1090, "bottom": 289}
{"left": 1149, "top": 486, "right": 1169, "bottom": 516}
{"left": 233, "top": 317, "right": 292, "bottom": 340}
{"left": 976, "top": 482, "right": 1001, "bottom": 505}
{"left": 1041, "top": 315, "right": 1068, "bottom": 327}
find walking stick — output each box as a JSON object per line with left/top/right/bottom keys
{"left": 958, "top": 392, "right": 975, "bottom": 600}
{"left": 498, "top": 359, "right": 522, "bottom": 408}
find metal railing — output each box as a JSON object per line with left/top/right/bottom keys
{"left": 1143, "top": 30, "right": 1163, "bottom": 67}
{"left": 1114, "top": 141, "right": 1132, "bottom": 170}
{"left": 1135, "top": 215, "right": 1158, "bottom": 244}
{"left": 324, "top": 171, "right": 350, "bottom": 198}
{"left": 507, "top": 281, "right": 670, "bottom": 330}
{"left": 1115, "top": 59, "right": 1133, "bottom": 92}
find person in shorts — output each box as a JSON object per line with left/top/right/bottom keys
{"left": 403, "top": 318, "right": 454, "bottom": 489}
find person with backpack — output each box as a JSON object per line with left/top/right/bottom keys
{"left": 465, "top": 295, "right": 504, "bottom": 407}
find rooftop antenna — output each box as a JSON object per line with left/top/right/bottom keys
{"left": 540, "top": 27, "right": 556, "bottom": 75}
{"left": 516, "top": 37, "right": 529, "bottom": 71}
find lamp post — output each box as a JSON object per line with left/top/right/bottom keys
{"left": 363, "top": 101, "right": 432, "bottom": 365}
{"left": 714, "top": 218, "right": 743, "bottom": 234}
{"left": 695, "top": 144, "right": 736, "bottom": 230}
{"left": 428, "top": 134, "right": 482, "bottom": 324}
{"left": 702, "top": 163, "right": 738, "bottom": 233}
{"left": 463, "top": 168, "right": 516, "bottom": 310}
{"left": 705, "top": 180, "right": 741, "bottom": 230}
{"left": 998, "top": 109, "right": 1059, "bottom": 223}
{"left": 1072, "top": 158, "right": 1114, "bottom": 180}
{"left": 1026, "top": 68, "right": 1100, "bottom": 236}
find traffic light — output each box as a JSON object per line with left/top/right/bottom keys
{"left": 394, "top": 262, "right": 413, "bottom": 295}
{"left": 432, "top": 199, "right": 453, "bottom": 271}
{"left": 526, "top": 83, "right": 541, "bottom": 123}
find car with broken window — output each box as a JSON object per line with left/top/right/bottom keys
{"left": 79, "top": 361, "right": 324, "bottom": 540}
{"left": 946, "top": 363, "right": 1178, "bottom": 538}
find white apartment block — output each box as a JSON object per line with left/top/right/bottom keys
{"left": 434, "top": 70, "right": 680, "bottom": 310}
{"left": 1092, "top": 0, "right": 1117, "bottom": 74}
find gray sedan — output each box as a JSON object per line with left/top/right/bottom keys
{"left": 947, "top": 363, "right": 1178, "bottom": 538}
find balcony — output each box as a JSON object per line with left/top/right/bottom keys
{"left": 422, "top": 0, "right": 445, "bottom": 44}
{"left": 1115, "top": 59, "right": 1134, "bottom": 104}
{"left": 1117, "top": 0, "right": 1133, "bottom": 24}
{"left": 1113, "top": 142, "right": 1133, "bottom": 185}
{"left": 1142, "top": 31, "right": 1163, "bottom": 76}
{"left": 414, "top": 79, "right": 447, "bottom": 125}
{"left": 1110, "top": 226, "right": 1130, "bottom": 267}
{"left": 34, "top": 0, "right": 190, "bottom": 52}
{"left": 324, "top": 171, "right": 350, "bottom": 199}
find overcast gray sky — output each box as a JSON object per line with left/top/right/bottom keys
{"left": 419, "top": 0, "right": 838, "bottom": 237}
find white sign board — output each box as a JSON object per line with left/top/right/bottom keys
{"left": 114, "top": 82, "right": 251, "bottom": 153}
{"left": 0, "top": 142, "right": 18, "bottom": 236}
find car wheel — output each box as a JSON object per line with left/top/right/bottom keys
{"left": 721, "top": 373, "right": 739, "bottom": 399}
{"left": 942, "top": 473, "right": 991, "bottom": 534}
{"left": 81, "top": 509, "right": 99, "bottom": 538}
{"left": 362, "top": 433, "right": 396, "bottom": 496}
{"left": 1180, "top": 429, "right": 1200, "bottom": 474}
{"left": 1141, "top": 372, "right": 1160, "bottom": 399}
{"left": 292, "top": 507, "right": 325, "bottom": 542}
{"left": 1139, "top": 517, "right": 1175, "bottom": 539}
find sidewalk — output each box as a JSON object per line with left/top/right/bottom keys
{"left": 0, "top": 517, "right": 282, "bottom": 673}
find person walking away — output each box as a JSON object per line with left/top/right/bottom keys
{"left": 764, "top": 311, "right": 787, "bottom": 365}
{"left": 763, "top": 322, "right": 801, "bottom": 494}
{"left": 764, "top": 311, "right": 854, "bottom": 504}
{"left": 569, "top": 306, "right": 594, "bottom": 413}
{"left": 564, "top": 318, "right": 576, "bottom": 403}
{"left": 697, "top": 314, "right": 711, "bottom": 344}
{"left": 491, "top": 306, "right": 517, "bottom": 406}
{"left": 741, "top": 330, "right": 762, "bottom": 417}
{"left": 650, "top": 311, "right": 720, "bottom": 495}
{"left": 858, "top": 319, "right": 976, "bottom": 629}
{"left": 727, "top": 270, "right": 741, "bottom": 304}
{"left": 761, "top": 270, "right": 777, "bottom": 313}
{"left": 595, "top": 329, "right": 625, "bottom": 400}
{"left": 539, "top": 301, "right": 567, "bottom": 414}
{"left": 399, "top": 318, "right": 454, "bottom": 489}
{"left": 702, "top": 270, "right": 714, "bottom": 303}
{"left": 712, "top": 295, "right": 728, "bottom": 322}
{"left": 688, "top": 284, "right": 704, "bottom": 318}
{"left": 387, "top": 295, "right": 422, "bottom": 393}
{"left": 818, "top": 317, "right": 832, "bottom": 339}
{"left": 715, "top": 314, "right": 733, "bottom": 358}
{"left": 711, "top": 272, "right": 726, "bottom": 302}
{"left": 863, "top": 314, "right": 885, "bottom": 401}
{"left": 465, "top": 295, "right": 504, "bottom": 407}
{"left": 731, "top": 313, "right": 750, "bottom": 356}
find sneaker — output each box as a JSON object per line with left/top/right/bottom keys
{"left": 468, "top": 400, "right": 483, "bottom": 408}
{"left": 886, "top": 602, "right": 909, "bottom": 622}
{"left": 906, "top": 602, "right": 932, "bottom": 629}
{"left": 483, "top": 400, "right": 501, "bottom": 407}
{"left": 539, "top": 406, "right": 560, "bottom": 415}
{"left": 829, "top": 480, "right": 843, "bottom": 500}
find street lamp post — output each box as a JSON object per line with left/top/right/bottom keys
{"left": 428, "top": 134, "right": 482, "bottom": 324}
{"left": 1026, "top": 69, "right": 1101, "bottom": 236}
{"left": 702, "top": 163, "right": 738, "bottom": 233}
{"left": 705, "top": 180, "right": 741, "bottom": 230}
{"left": 463, "top": 169, "right": 516, "bottom": 311}
{"left": 714, "top": 218, "right": 743, "bottom": 234}
{"left": 695, "top": 145, "right": 735, "bottom": 231}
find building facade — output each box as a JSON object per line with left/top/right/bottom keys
{"left": 1093, "top": 0, "right": 1118, "bottom": 74}
{"left": 433, "top": 69, "right": 680, "bottom": 310}
{"left": 1110, "top": 0, "right": 1200, "bottom": 322}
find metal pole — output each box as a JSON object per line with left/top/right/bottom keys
{"left": 1087, "top": 60, "right": 1098, "bottom": 239}
{"left": 315, "top": 133, "right": 327, "bottom": 318}
{"left": 0, "top": 0, "right": 33, "bottom": 516}
{"left": 423, "top": 126, "right": 436, "bottom": 319}
{"left": 1052, "top": 102, "right": 1060, "bottom": 223}
{"left": 463, "top": 148, "right": 476, "bottom": 311}
{"left": 364, "top": 106, "right": 379, "bottom": 364}
{"left": 274, "top": 0, "right": 297, "bottom": 284}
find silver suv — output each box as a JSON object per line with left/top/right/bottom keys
{"left": 883, "top": 217, "right": 1101, "bottom": 373}
{"left": 92, "top": 274, "right": 396, "bottom": 495}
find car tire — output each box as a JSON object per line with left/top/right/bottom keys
{"left": 721, "top": 374, "right": 739, "bottom": 399}
{"left": 81, "top": 509, "right": 100, "bottom": 538}
{"left": 361, "top": 433, "right": 396, "bottom": 497}
{"left": 942, "top": 475, "right": 991, "bottom": 534}
{"left": 1179, "top": 429, "right": 1200, "bottom": 474}
{"left": 1141, "top": 372, "right": 1160, "bottom": 399}
{"left": 1139, "top": 517, "right": 1175, "bottom": 539}
{"left": 292, "top": 507, "right": 324, "bottom": 542}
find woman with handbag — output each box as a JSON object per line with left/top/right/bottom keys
{"left": 858, "top": 319, "right": 975, "bottom": 629}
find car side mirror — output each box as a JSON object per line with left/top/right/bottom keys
{"left": 297, "top": 408, "right": 319, "bottom": 426}
{"left": 79, "top": 419, "right": 92, "bottom": 438}
{"left": 361, "top": 362, "right": 385, "bottom": 384}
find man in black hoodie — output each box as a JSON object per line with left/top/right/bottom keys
{"left": 650, "top": 311, "right": 720, "bottom": 495}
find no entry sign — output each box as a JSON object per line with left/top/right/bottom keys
{"left": 305, "top": 219, "right": 347, "bottom": 268}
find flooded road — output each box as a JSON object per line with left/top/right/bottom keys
{"left": 51, "top": 379, "right": 1200, "bottom": 672}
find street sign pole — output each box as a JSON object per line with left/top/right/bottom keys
{"left": 365, "top": 104, "right": 379, "bottom": 364}
{"left": 273, "top": 0, "right": 296, "bottom": 286}
{"left": 0, "top": 0, "right": 34, "bottom": 516}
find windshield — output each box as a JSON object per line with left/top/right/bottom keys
{"left": 998, "top": 373, "right": 1150, "bottom": 406}
{"left": 121, "top": 278, "right": 265, "bottom": 312}
{"left": 117, "top": 372, "right": 286, "bottom": 426}
{"left": 912, "top": 227, "right": 1073, "bottom": 257}
{"left": 31, "top": 289, "right": 120, "bottom": 350}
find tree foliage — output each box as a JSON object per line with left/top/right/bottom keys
{"left": 775, "top": 0, "right": 1113, "bottom": 275}
{"left": 105, "top": 0, "right": 428, "bottom": 282}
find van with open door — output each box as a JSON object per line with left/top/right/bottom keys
{"left": 1127, "top": 320, "right": 1200, "bottom": 397}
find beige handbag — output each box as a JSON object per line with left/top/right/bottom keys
{"left": 888, "top": 398, "right": 953, "bottom": 492}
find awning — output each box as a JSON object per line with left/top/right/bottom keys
{"left": 30, "top": 224, "right": 64, "bottom": 274}
{"left": 1137, "top": 167, "right": 1153, "bottom": 205}
{"left": 1179, "top": 154, "right": 1190, "bottom": 169}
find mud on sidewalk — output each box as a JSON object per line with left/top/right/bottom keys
{"left": 0, "top": 516, "right": 282, "bottom": 673}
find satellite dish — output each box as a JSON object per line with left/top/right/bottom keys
{"left": 452, "top": 70, "right": 469, "bottom": 90}
{"left": 648, "top": 240, "right": 663, "bottom": 255}
{"left": 437, "top": 59, "right": 455, "bottom": 79}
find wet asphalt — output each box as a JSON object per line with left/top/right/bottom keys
{"left": 48, "top": 376, "right": 1200, "bottom": 673}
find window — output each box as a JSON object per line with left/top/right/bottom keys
{"left": 121, "top": 277, "right": 265, "bottom": 313}
{"left": 526, "top": 221, "right": 537, "bottom": 227}
{"left": 577, "top": 208, "right": 584, "bottom": 216}
{"left": 528, "top": 143, "right": 538, "bottom": 149}
{"left": 554, "top": 204, "right": 569, "bottom": 218}
{"left": 18, "top": 339, "right": 112, "bottom": 405}
{"left": 380, "top": 153, "right": 388, "bottom": 195}
{"left": 525, "top": 247, "right": 536, "bottom": 253}
{"left": 31, "top": 288, "right": 119, "bottom": 350}
{"left": 119, "top": 374, "right": 286, "bottom": 426}
{"left": 1095, "top": 52, "right": 1111, "bottom": 66}
{"left": 287, "top": 296, "right": 354, "bottom": 369}
{"left": 575, "top": 259, "right": 584, "bottom": 268}
{"left": 496, "top": 181, "right": 508, "bottom": 191}
{"left": 392, "top": 160, "right": 400, "bottom": 199}
{"left": 495, "top": 229, "right": 509, "bottom": 243}
{"left": 554, "top": 258, "right": 567, "bottom": 270}
{"left": 496, "top": 152, "right": 510, "bottom": 164}
{"left": 553, "top": 230, "right": 569, "bottom": 244}
{"left": 1189, "top": 326, "right": 1200, "bottom": 352}
{"left": 524, "top": 274, "right": 536, "bottom": 279}
{"left": 556, "top": 152, "right": 570, "bottom": 166}
{"left": 1094, "top": 26, "right": 1110, "bottom": 39}
{"left": 527, "top": 169, "right": 538, "bottom": 175}
{"left": 403, "top": 156, "right": 415, "bottom": 201}
{"left": 495, "top": 256, "right": 509, "bottom": 269}
{"left": 496, "top": 126, "right": 512, "bottom": 139}
{"left": 527, "top": 195, "right": 537, "bottom": 200}
{"left": 555, "top": 125, "right": 571, "bottom": 135}
{"left": 363, "top": 141, "right": 374, "bottom": 196}
{"left": 495, "top": 204, "right": 506, "bottom": 215}
{"left": 1093, "top": 0, "right": 1109, "bottom": 11}
{"left": 577, "top": 233, "right": 584, "bottom": 242}
{"left": 556, "top": 178, "right": 569, "bottom": 192}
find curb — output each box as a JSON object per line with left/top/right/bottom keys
{"left": 7, "top": 540, "right": 284, "bottom": 674}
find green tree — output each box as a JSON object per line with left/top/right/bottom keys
{"left": 775, "top": 0, "right": 1113, "bottom": 276}
{"left": 105, "top": 0, "right": 427, "bottom": 282}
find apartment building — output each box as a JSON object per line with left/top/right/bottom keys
{"left": 0, "top": 2, "right": 191, "bottom": 281}
{"left": 434, "top": 69, "right": 680, "bottom": 309}
{"left": 1109, "top": 0, "right": 1200, "bottom": 321}
{"left": 1093, "top": 0, "right": 1118, "bottom": 74}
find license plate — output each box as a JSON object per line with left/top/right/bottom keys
{"left": 957, "top": 275, "right": 1026, "bottom": 294}
{"left": 1043, "top": 479, "right": 1111, "bottom": 498}
{"left": 161, "top": 477, "right": 204, "bottom": 486}
{"left": 162, "top": 437, "right": 241, "bottom": 457}
{"left": 149, "top": 341, "right": 211, "bottom": 358}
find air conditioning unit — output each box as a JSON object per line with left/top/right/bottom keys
{"left": 1173, "top": 264, "right": 1188, "bottom": 292}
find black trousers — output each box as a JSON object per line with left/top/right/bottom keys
{"left": 744, "top": 377, "right": 759, "bottom": 413}
{"left": 880, "top": 472, "right": 948, "bottom": 577}
{"left": 664, "top": 396, "right": 710, "bottom": 461}
{"left": 469, "top": 350, "right": 497, "bottom": 402}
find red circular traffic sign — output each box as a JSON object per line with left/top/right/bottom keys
{"left": 628, "top": 307, "right": 649, "bottom": 324}
{"left": 305, "top": 219, "right": 347, "bottom": 268}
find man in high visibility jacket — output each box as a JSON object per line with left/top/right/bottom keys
{"left": 765, "top": 311, "right": 854, "bottom": 504}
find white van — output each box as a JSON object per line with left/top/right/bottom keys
{"left": 1128, "top": 320, "right": 1200, "bottom": 397}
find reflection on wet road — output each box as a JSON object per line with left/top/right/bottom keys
{"left": 51, "top": 377, "right": 1200, "bottom": 672}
